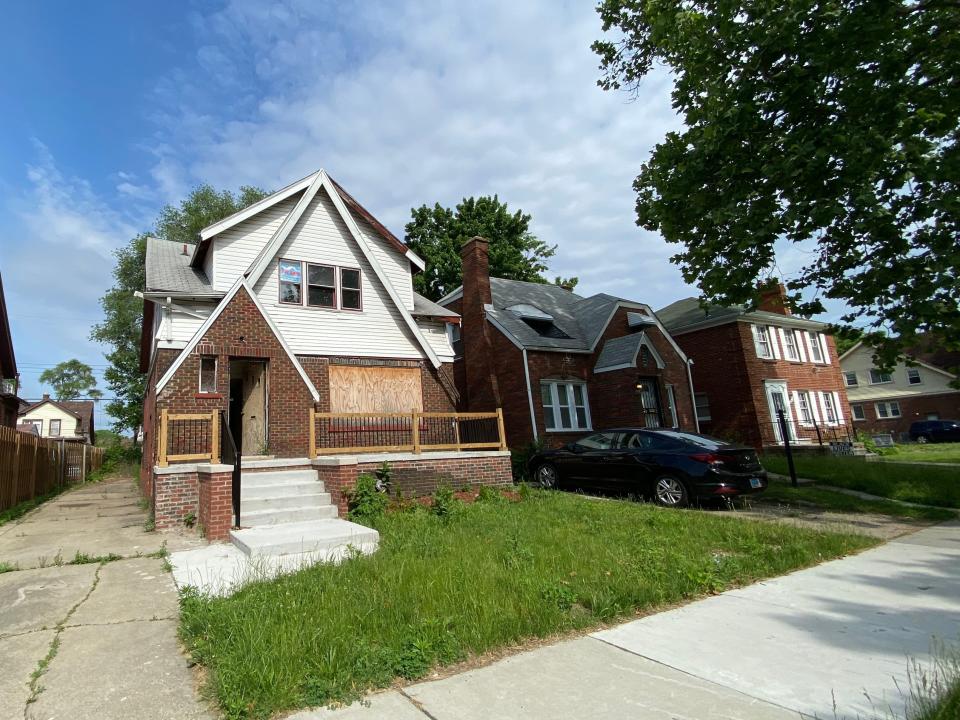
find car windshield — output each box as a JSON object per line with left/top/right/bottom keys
{"left": 650, "top": 430, "right": 731, "bottom": 450}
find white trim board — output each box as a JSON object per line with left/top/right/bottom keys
{"left": 199, "top": 173, "right": 315, "bottom": 241}
{"left": 154, "top": 278, "right": 320, "bottom": 401}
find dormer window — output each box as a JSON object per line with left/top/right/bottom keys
{"left": 521, "top": 318, "right": 572, "bottom": 339}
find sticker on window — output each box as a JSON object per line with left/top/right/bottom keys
{"left": 278, "top": 261, "right": 302, "bottom": 284}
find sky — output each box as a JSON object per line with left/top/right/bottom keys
{"left": 0, "top": 0, "right": 843, "bottom": 431}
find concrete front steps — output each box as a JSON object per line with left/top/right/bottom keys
{"left": 229, "top": 466, "right": 379, "bottom": 564}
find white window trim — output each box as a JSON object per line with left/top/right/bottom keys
{"left": 906, "top": 368, "right": 923, "bottom": 385}
{"left": 780, "top": 328, "right": 801, "bottom": 362}
{"left": 541, "top": 380, "right": 592, "bottom": 432}
{"left": 869, "top": 368, "right": 893, "bottom": 385}
{"left": 198, "top": 356, "right": 217, "bottom": 393}
{"left": 805, "top": 331, "right": 826, "bottom": 364}
{"left": 851, "top": 404, "right": 866, "bottom": 421}
{"left": 793, "top": 390, "right": 814, "bottom": 426}
{"left": 832, "top": 391, "right": 844, "bottom": 424}
{"left": 874, "top": 401, "right": 902, "bottom": 419}
{"left": 818, "top": 392, "right": 839, "bottom": 426}
{"left": 844, "top": 371, "right": 859, "bottom": 387}
{"left": 752, "top": 324, "right": 774, "bottom": 359}
{"left": 666, "top": 385, "right": 679, "bottom": 428}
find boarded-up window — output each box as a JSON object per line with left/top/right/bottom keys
{"left": 329, "top": 366, "right": 423, "bottom": 413}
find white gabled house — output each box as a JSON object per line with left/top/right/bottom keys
{"left": 139, "top": 170, "right": 511, "bottom": 548}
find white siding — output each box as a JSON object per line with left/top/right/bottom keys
{"left": 841, "top": 344, "right": 956, "bottom": 402}
{"left": 19, "top": 404, "right": 82, "bottom": 439}
{"left": 350, "top": 212, "right": 414, "bottom": 311}
{"left": 210, "top": 193, "right": 303, "bottom": 291}
{"left": 156, "top": 302, "right": 216, "bottom": 348}
{"left": 252, "top": 188, "right": 425, "bottom": 358}
{"left": 418, "top": 320, "right": 455, "bottom": 363}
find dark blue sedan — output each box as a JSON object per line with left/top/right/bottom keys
{"left": 528, "top": 428, "right": 768, "bottom": 507}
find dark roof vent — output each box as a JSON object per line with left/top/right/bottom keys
{"left": 521, "top": 317, "right": 571, "bottom": 339}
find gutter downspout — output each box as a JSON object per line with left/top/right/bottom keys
{"left": 522, "top": 348, "right": 538, "bottom": 442}
{"left": 686, "top": 358, "right": 700, "bottom": 433}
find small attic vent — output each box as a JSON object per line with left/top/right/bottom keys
{"left": 521, "top": 317, "right": 572, "bottom": 339}
{"left": 507, "top": 303, "right": 554, "bottom": 321}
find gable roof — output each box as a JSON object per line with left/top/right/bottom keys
{"left": 594, "top": 332, "right": 665, "bottom": 373}
{"left": 657, "top": 296, "right": 828, "bottom": 334}
{"left": 0, "top": 272, "right": 16, "bottom": 379}
{"left": 839, "top": 337, "right": 959, "bottom": 378}
{"left": 439, "top": 278, "right": 683, "bottom": 359}
{"left": 145, "top": 237, "right": 220, "bottom": 297}
{"left": 412, "top": 292, "right": 460, "bottom": 323}
{"left": 19, "top": 397, "right": 94, "bottom": 437}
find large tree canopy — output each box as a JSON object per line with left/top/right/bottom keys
{"left": 91, "top": 185, "right": 269, "bottom": 436}
{"left": 39, "top": 359, "right": 102, "bottom": 401}
{"left": 404, "top": 196, "right": 577, "bottom": 301}
{"left": 593, "top": 0, "right": 959, "bottom": 368}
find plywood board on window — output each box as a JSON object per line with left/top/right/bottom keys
{"left": 329, "top": 366, "right": 423, "bottom": 413}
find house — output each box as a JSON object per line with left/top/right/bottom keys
{"left": 436, "top": 237, "right": 698, "bottom": 449}
{"left": 17, "top": 395, "right": 95, "bottom": 443}
{"left": 139, "top": 170, "right": 512, "bottom": 542}
{"left": 840, "top": 336, "right": 959, "bottom": 437}
{"left": 657, "top": 284, "right": 850, "bottom": 450}
{"left": 0, "top": 272, "right": 22, "bottom": 428}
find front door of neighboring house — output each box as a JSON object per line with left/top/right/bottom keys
{"left": 636, "top": 377, "right": 663, "bottom": 428}
{"left": 764, "top": 380, "right": 796, "bottom": 443}
{"left": 229, "top": 359, "right": 269, "bottom": 455}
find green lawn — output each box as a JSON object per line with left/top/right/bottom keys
{"left": 881, "top": 442, "right": 960, "bottom": 465}
{"left": 762, "top": 454, "right": 960, "bottom": 509}
{"left": 758, "top": 480, "right": 956, "bottom": 522}
{"left": 180, "top": 490, "right": 876, "bottom": 719}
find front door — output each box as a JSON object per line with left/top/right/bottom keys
{"left": 636, "top": 377, "right": 663, "bottom": 428}
{"left": 764, "top": 380, "right": 796, "bottom": 443}
{"left": 229, "top": 359, "right": 268, "bottom": 454}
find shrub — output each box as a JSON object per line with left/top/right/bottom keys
{"left": 510, "top": 439, "right": 545, "bottom": 482}
{"left": 347, "top": 474, "right": 388, "bottom": 524}
{"left": 477, "top": 485, "right": 505, "bottom": 504}
{"left": 430, "top": 485, "right": 459, "bottom": 518}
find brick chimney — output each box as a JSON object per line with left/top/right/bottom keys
{"left": 757, "top": 281, "right": 791, "bottom": 316}
{"left": 42, "top": 393, "right": 50, "bottom": 401}
{"left": 459, "top": 237, "right": 501, "bottom": 411}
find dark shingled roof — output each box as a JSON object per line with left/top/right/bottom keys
{"left": 594, "top": 333, "right": 646, "bottom": 371}
{"left": 145, "top": 237, "right": 218, "bottom": 296}
{"left": 656, "top": 296, "right": 827, "bottom": 334}
{"left": 412, "top": 292, "right": 460, "bottom": 321}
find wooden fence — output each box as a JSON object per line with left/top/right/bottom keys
{"left": 310, "top": 409, "right": 507, "bottom": 456}
{"left": 0, "top": 425, "right": 105, "bottom": 512}
{"left": 156, "top": 410, "right": 220, "bottom": 467}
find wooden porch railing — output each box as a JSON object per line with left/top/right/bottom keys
{"left": 309, "top": 409, "right": 507, "bottom": 457}
{"left": 157, "top": 409, "right": 220, "bottom": 467}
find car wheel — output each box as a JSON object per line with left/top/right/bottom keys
{"left": 535, "top": 463, "right": 559, "bottom": 489}
{"left": 917, "top": 435, "right": 930, "bottom": 444}
{"left": 653, "top": 475, "right": 689, "bottom": 508}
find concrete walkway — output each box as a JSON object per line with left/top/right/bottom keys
{"left": 292, "top": 520, "right": 960, "bottom": 720}
{"left": 0, "top": 479, "right": 210, "bottom": 720}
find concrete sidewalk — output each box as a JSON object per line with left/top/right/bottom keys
{"left": 293, "top": 520, "right": 960, "bottom": 720}
{"left": 0, "top": 479, "right": 210, "bottom": 720}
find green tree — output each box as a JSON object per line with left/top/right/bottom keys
{"left": 593, "top": 0, "right": 960, "bottom": 369}
{"left": 405, "top": 196, "right": 577, "bottom": 300}
{"left": 91, "top": 185, "right": 270, "bottom": 437}
{"left": 39, "top": 359, "right": 102, "bottom": 401}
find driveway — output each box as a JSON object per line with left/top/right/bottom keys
{"left": 0, "top": 478, "right": 210, "bottom": 720}
{"left": 292, "top": 520, "right": 960, "bottom": 720}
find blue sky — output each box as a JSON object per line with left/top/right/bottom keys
{"left": 0, "top": 0, "right": 841, "bottom": 431}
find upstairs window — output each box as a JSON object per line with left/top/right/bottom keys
{"left": 307, "top": 264, "right": 336, "bottom": 308}
{"left": 199, "top": 356, "right": 217, "bottom": 393}
{"left": 521, "top": 318, "right": 571, "bottom": 339}
{"left": 782, "top": 329, "right": 801, "bottom": 361}
{"left": 906, "top": 368, "right": 922, "bottom": 385}
{"left": 340, "top": 268, "right": 362, "bottom": 310}
{"left": 278, "top": 260, "right": 303, "bottom": 304}
{"left": 447, "top": 323, "right": 463, "bottom": 358}
{"left": 869, "top": 368, "right": 893, "bottom": 384}
{"left": 807, "top": 331, "right": 825, "bottom": 363}
{"left": 752, "top": 325, "right": 773, "bottom": 358}
{"left": 844, "top": 371, "right": 858, "bottom": 387}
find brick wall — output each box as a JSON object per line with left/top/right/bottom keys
{"left": 153, "top": 471, "right": 199, "bottom": 531}
{"left": 850, "top": 391, "right": 960, "bottom": 437}
{"left": 198, "top": 471, "right": 233, "bottom": 540}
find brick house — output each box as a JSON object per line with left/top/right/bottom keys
{"left": 0, "top": 272, "right": 22, "bottom": 428}
{"left": 139, "top": 170, "right": 511, "bottom": 548}
{"left": 840, "top": 336, "right": 959, "bottom": 438}
{"left": 437, "top": 237, "right": 698, "bottom": 450}
{"left": 657, "top": 285, "right": 850, "bottom": 450}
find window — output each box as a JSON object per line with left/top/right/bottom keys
{"left": 807, "top": 332, "right": 825, "bottom": 363}
{"left": 340, "top": 267, "right": 362, "bottom": 310}
{"left": 752, "top": 325, "right": 773, "bottom": 359}
{"left": 49, "top": 419, "right": 61, "bottom": 436}
{"left": 576, "top": 432, "right": 615, "bottom": 450}
{"left": 521, "top": 318, "right": 571, "bottom": 339}
{"left": 907, "top": 368, "right": 922, "bottom": 385}
{"left": 447, "top": 323, "right": 463, "bottom": 358}
{"left": 306, "top": 264, "right": 336, "bottom": 308}
{"left": 694, "top": 393, "right": 711, "bottom": 422}
{"left": 27, "top": 419, "right": 42, "bottom": 434}
{"left": 875, "top": 401, "right": 901, "bottom": 419}
{"left": 782, "top": 329, "right": 800, "bottom": 361}
{"left": 796, "top": 391, "right": 814, "bottom": 425}
{"left": 869, "top": 368, "right": 893, "bottom": 384}
{"left": 278, "top": 259, "right": 303, "bottom": 304}
{"left": 665, "top": 385, "right": 679, "bottom": 428}
{"left": 199, "top": 356, "right": 217, "bottom": 393}
{"left": 821, "top": 392, "right": 838, "bottom": 423}
{"left": 844, "top": 371, "right": 858, "bottom": 387}
{"left": 851, "top": 404, "right": 865, "bottom": 421}
{"left": 541, "top": 381, "right": 590, "bottom": 431}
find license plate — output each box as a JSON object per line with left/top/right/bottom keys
{"left": 750, "top": 478, "right": 762, "bottom": 489}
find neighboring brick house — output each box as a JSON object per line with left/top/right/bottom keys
{"left": 18, "top": 395, "right": 95, "bottom": 443}
{"left": 437, "top": 237, "right": 698, "bottom": 450}
{"left": 139, "top": 170, "right": 511, "bottom": 543}
{"left": 0, "top": 271, "right": 22, "bottom": 428}
{"left": 840, "top": 336, "right": 959, "bottom": 437}
{"left": 657, "top": 286, "right": 850, "bottom": 450}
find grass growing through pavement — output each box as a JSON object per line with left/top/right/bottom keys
{"left": 180, "top": 490, "right": 877, "bottom": 719}
{"left": 0, "top": 487, "right": 68, "bottom": 527}
{"left": 762, "top": 454, "right": 960, "bottom": 509}
{"left": 759, "top": 481, "right": 956, "bottom": 522}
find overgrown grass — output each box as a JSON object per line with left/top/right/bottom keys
{"left": 762, "top": 454, "right": 960, "bottom": 509}
{"left": 900, "top": 644, "right": 960, "bottom": 720}
{"left": 180, "top": 491, "right": 876, "bottom": 719}
{"left": 0, "top": 486, "right": 67, "bottom": 527}
{"left": 880, "top": 442, "right": 960, "bottom": 465}
{"left": 758, "top": 480, "right": 956, "bottom": 522}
